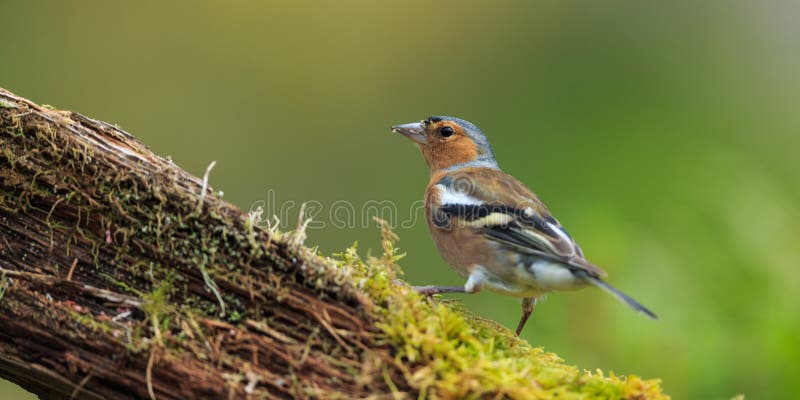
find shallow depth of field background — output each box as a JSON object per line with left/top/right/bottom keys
{"left": 1, "top": 1, "right": 798, "bottom": 398}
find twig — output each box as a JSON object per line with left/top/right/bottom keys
{"left": 146, "top": 346, "right": 157, "bottom": 400}
{"left": 0, "top": 268, "right": 142, "bottom": 308}
{"left": 1, "top": 235, "right": 14, "bottom": 256}
{"left": 194, "top": 160, "right": 227, "bottom": 316}
{"left": 66, "top": 258, "right": 78, "bottom": 281}
{"left": 69, "top": 372, "right": 94, "bottom": 399}
{"left": 199, "top": 264, "right": 226, "bottom": 317}
{"left": 0, "top": 271, "right": 7, "bottom": 303}
{"left": 196, "top": 160, "right": 216, "bottom": 214}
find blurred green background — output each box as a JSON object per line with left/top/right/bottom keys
{"left": 1, "top": 1, "right": 798, "bottom": 398}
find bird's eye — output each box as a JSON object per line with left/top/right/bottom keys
{"left": 440, "top": 126, "right": 455, "bottom": 137}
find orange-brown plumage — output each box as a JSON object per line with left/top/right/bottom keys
{"left": 419, "top": 120, "right": 479, "bottom": 172}
{"left": 423, "top": 175, "right": 498, "bottom": 279}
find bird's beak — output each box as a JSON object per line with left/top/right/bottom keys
{"left": 391, "top": 122, "right": 427, "bottom": 144}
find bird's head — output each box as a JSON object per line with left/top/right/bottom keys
{"left": 392, "top": 116, "right": 498, "bottom": 172}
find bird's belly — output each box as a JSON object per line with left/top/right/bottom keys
{"left": 469, "top": 258, "right": 586, "bottom": 298}
{"left": 427, "top": 225, "right": 587, "bottom": 296}
{"left": 526, "top": 259, "right": 584, "bottom": 291}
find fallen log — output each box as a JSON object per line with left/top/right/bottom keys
{"left": 0, "top": 88, "right": 667, "bottom": 399}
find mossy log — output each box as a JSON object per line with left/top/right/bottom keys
{"left": 0, "top": 88, "right": 406, "bottom": 399}
{"left": 0, "top": 88, "right": 668, "bottom": 400}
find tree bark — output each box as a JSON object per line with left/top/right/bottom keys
{"left": 0, "top": 89, "right": 408, "bottom": 399}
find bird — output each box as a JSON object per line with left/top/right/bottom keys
{"left": 391, "top": 116, "right": 657, "bottom": 335}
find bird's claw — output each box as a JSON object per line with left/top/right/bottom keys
{"left": 412, "top": 285, "right": 439, "bottom": 306}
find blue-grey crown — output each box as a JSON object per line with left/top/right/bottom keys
{"left": 426, "top": 116, "right": 497, "bottom": 163}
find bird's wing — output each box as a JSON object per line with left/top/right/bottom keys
{"left": 432, "top": 168, "right": 607, "bottom": 277}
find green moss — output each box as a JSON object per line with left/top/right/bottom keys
{"left": 142, "top": 277, "right": 174, "bottom": 345}
{"left": 336, "top": 220, "right": 668, "bottom": 400}
{"left": 69, "top": 310, "right": 116, "bottom": 335}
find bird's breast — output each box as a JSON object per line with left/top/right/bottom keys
{"left": 424, "top": 209, "right": 495, "bottom": 278}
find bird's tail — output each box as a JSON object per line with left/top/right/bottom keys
{"left": 585, "top": 276, "right": 658, "bottom": 319}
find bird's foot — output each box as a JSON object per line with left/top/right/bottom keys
{"left": 412, "top": 285, "right": 467, "bottom": 306}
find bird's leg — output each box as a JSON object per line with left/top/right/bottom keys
{"left": 515, "top": 297, "right": 536, "bottom": 336}
{"left": 412, "top": 285, "right": 467, "bottom": 304}
{"left": 412, "top": 285, "right": 467, "bottom": 295}
{"left": 413, "top": 274, "right": 483, "bottom": 304}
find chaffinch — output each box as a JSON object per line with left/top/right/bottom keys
{"left": 392, "top": 116, "right": 656, "bottom": 335}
